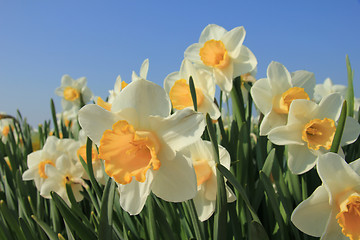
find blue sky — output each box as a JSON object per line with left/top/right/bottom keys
{"left": 0, "top": 0, "right": 359, "bottom": 127}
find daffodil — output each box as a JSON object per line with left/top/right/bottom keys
{"left": 78, "top": 79, "right": 206, "bottom": 215}
{"left": 22, "top": 136, "right": 80, "bottom": 190}
{"left": 40, "top": 154, "right": 85, "bottom": 205}
{"left": 314, "top": 78, "right": 347, "bottom": 103}
{"left": 55, "top": 74, "right": 93, "bottom": 111}
{"left": 291, "top": 152, "right": 360, "bottom": 240}
{"left": 268, "top": 93, "right": 360, "bottom": 174}
{"left": 250, "top": 61, "right": 315, "bottom": 136}
{"left": 184, "top": 24, "right": 257, "bottom": 93}
{"left": 0, "top": 115, "right": 14, "bottom": 143}
{"left": 164, "top": 59, "right": 220, "bottom": 120}
{"left": 180, "top": 139, "right": 235, "bottom": 221}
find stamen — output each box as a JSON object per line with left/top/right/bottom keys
{"left": 302, "top": 118, "right": 336, "bottom": 150}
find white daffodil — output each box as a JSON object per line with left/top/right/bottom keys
{"left": 291, "top": 152, "right": 360, "bottom": 240}
{"left": 164, "top": 59, "right": 220, "bottom": 120}
{"left": 0, "top": 115, "right": 14, "bottom": 143}
{"left": 77, "top": 130, "right": 107, "bottom": 185}
{"left": 78, "top": 79, "right": 206, "bottom": 215}
{"left": 250, "top": 61, "right": 315, "bottom": 136}
{"left": 22, "top": 136, "right": 79, "bottom": 190}
{"left": 184, "top": 24, "right": 257, "bottom": 93}
{"left": 268, "top": 93, "right": 360, "bottom": 175}
{"left": 180, "top": 139, "right": 235, "bottom": 221}
{"left": 55, "top": 74, "right": 93, "bottom": 111}
{"left": 40, "top": 154, "right": 85, "bottom": 205}
{"left": 314, "top": 78, "right": 347, "bottom": 103}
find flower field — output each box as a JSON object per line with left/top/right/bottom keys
{"left": 0, "top": 24, "right": 359, "bottom": 240}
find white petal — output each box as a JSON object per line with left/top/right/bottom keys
{"left": 250, "top": 78, "right": 273, "bottom": 115}
{"left": 259, "top": 110, "right": 288, "bottom": 136}
{"left": 232, "top": 45, "right": 257, "bottom": 77}
{"left": 321, "top": 209, "right": 348, "bottom": 240}
{"left": 26, "top": 151, "right": 42, "bottom": 168}
{"left": 226, "top": 185, "right": 236, "bottom": 203}
{"left": 267, "top": 123, "right": 304, "bottom": 145}
{"left": 267, "top": 61, "right": 292, "bottom": 95}
{"left": 118, "top": 170, "right": 154, "bottom": 215}
{"left": 287, "top": 99, "right": 318, "bottom": 125}
{"left": 199, "top": 24, "right": 227, "bottom": 43}
{"left": 291, "top": 70, "right": 316, "bottom": 98}
{"left": 184, "top": 43, "right": 203, "bottom": 63}
{"left": 340, "top": 116, "right": 360, "bottom": 146}
{"left": 198, "top": 95, "right": 220, "bottom": 120}
{"left": 78, "top": 105, "right": 117, "bottom": 146}
{"left": 287, "top": 145, "right": 317, "bottom": 175}
{"left": 193, "top": 187, "right": 216, "bottom": 222}
{"left": 350, "top": 158, "right": 360, "bottom": 174}
{"left": 139, "top": 59, "right": 149, "bottom": 79}
{"left": 152, "top": 152, "right": 197, "bottom": 202}
{"left": 291, "top": 185, "right": 331, "bottom": 237}
{"left": 61, "top": 74, "right": 73, "bottom": 86}
{"left": 222, "top": 26, "right": 245, "bottom": 59}
{"left": 22, "top": 167, "right": 38, "bottom": 181}
{"left": 214, "top": 64, "right": 233, "bottom": 93}
{"left": 76, "top": 77, "right": 87, "bottom": 89}
{"left": 317, "top": 152, "right": 360, "bottom": 198}
{"left": 149, "top": 108, "right": 205, "bottom": 151}
{"left": 163, "top": 71, "right": 180, "bottom": 94}
{"left": 316, "top": 93, "right": 342, "bottom": 120}
{"left": 111, "top": 79, "right": 171, "bottom": 119}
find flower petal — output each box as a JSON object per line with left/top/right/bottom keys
{"left": 287, "top": 144, "right": 317, "bottom": 175}
{"left": 267, "top": 61, "right": 292, "bottom": 95}
{"left": 291, "top": 185, "right": 331, "bottom": 237}
{"left": 321, "top": 209, "right": 349, "bottom": 240}
{"left": 317, "top": 152, "right": 360, "bottom": 198}
{"left": 340, "top": 116, "right": 360, "bottom": 146}
{"left": 291, "top": 70, "right": 315, "bottom": 98}
{"left": 259, "top": 110, "right": 288, "bottom": 136}
{"left": 316, "top": 93, "right": 342, "bottom": 120}
{"left": 139, "top": 59, "right": 149, "bottom": 79}
{"left": 184, "top": 43, "right": 203, "bottom": 63}
{"left": 222, "top": 26, "right": 245, "bottom": 59}
{"left": 149, "top": 108, "right": 205, "bottom": 151}
{"left": 151, "top": 152, "right": 197, "bottom": 202}
{"left": 268, "top": 123, "right": 304, "bottom": 145}
{"left": 111, "top": 79, "right": 171, "bottom": 119}
{"left": 213, "top": 64, "right": 233, "bottom": 92}
{"left": 199, "top": 24, "right": 227, "bottom": 43}
{"left": 118, "top": 170, "right": 154, "bottom": 215}
{"left": 193, "top": 186, "right": 216, "bottom": 222}
{"left": 250, "top": 78, "right": 273, "bottom": 115}
{"left": 232, "top": 45, "right": 257, "bottom": 77}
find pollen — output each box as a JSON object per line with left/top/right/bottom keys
{"left": 193, "top": 159, "right": 213, "bottom": 186}
{"left": 302, "top": 118, "right": 336, "bottom": 150}
{"left": 273, "top": 87, "right": 309, "bottom": 114}
{"left": 336, "top": 195, "right": 360, "bottom": 240}
{"left": 77, "top": 144, "right": 99, "bottom": 164}
{"left": 169, "top": 79, "right": 205, "bottom": 110}
{"left": 99, "top": 120, "right": 161, "bottom": 185}
{"left": 63, "top": 86, "right": 80, "bottom": 101}
{"left": 38, "top": 160, "right": 55, "bottom": 179}
{"left": 200, "top": 40, "right": 230, "bottom": 69}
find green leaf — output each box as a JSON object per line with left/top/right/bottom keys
{"left": 330, "top": 101, "right": 347, "bottom": 153}
{"left": 249, "top": 221, "right": 269, "bottom": 240}
{"left": 98, "top": 178, "right": 116, "bottom": 240}
{"left": 189, "top": 76, "right": 198, "bottom": 111}
{"left": 0, "top": 200, "right": 26, "bottom": 240}
{"left": 50, "top": 99, "right": 60, "bottom": 138}
{"left": 31, "top": 215, "right": 58, "bottom": 240}
{"left": 346, "top": 55, "right": 354, "bottom": 117}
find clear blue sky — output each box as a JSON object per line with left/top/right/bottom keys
{"left": 1, "top": 0, "right": 359, "bottom": 127}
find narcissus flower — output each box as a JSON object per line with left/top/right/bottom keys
{"left": 184, "top": 24, "right": 257, "bottom": 93}
{"left": 164, "top": 59, "right": 220, "bottom": 120}
{"left": 180, "top": 139, "right": 235, "bottom": 221}
{"left": 251, "top": 61, "right": 315, "bottom": 136}
{"left": 55, "top": 74, "right": 93, "bottom": 110}
{"left": 268, "top": 93, "right": 360, "bottom": 174}
{"left": 314, "top": 78, "right": 347, "bottom": 103}
{"left": 292, "top": 153, "right": 360, "bottom": 240}
{"left": 78, "top": 79, "right": 206, "bottom": 215}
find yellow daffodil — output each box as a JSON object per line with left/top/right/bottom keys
{"left": 184, "top": 24, "right": 257, "bottom": 93}
{"left": 250, "top": 61, "right": 315, "bottom": 136}
{"left": 268, "top": 93, "right": 360, "bottom": 174}
{"left": 164, "top": 59, "right": 220, "bottom": 120}
{"left": 55, "top": 74, "right": 93, "bottom": 110}
{"left": 181, "top": 139, "right": 235, "bottom": 221}
{"left": 314, "top": 78, "right": 347, "bottom": 103}
{"left": 78, "top": 79, "right": 206, "bottom": 215}
{"left": 292, "top": 153, "right": 360, "bottom": 240}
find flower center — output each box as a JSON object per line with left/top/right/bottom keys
{"left": 77, "top": 144, "right": 99, "bottom": 164}
{"left": 336, "top": 195, "right": 360, "bottom": 240}
{"left": 63, "top": 87, "right": 80, "bottom": 101}
{"left": 193, "top": 159, "right": 213, "bottom": 186}
{"left": 62, "top": 174, "right": 72, "bottom": 186}
{"left": 273, "top": 87, "right": 310, "bottom": 114}
{"left": 38, "top": 160, "right": 55, "bottom": 179}
{"left": 169, "top": 79, "right": 205, "bottom": 110}
{"left": 199, "top": 40, "right": 230, "bottom": 69}
{"left": 2, "top": 125, "right": 10, "bottom": 137}
{"left": 301, "top": 118, "right": 336, "bottom": 150}
{"left": 99, "top": 120, "right": 161, "bottom": 184}
{"left": 97, "top": 97, "right": 112, "bottom": 111}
